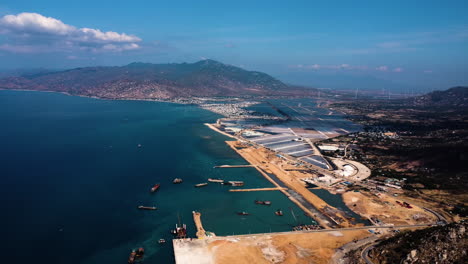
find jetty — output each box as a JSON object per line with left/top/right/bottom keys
{"left": 214, "top": 164, "right": 255, "bottom": 168}
{"left": 192, "top": 211, "right": 215, "bottom": 239}
{"left": 229, "top": 187, "right": 287, "bottom": 192}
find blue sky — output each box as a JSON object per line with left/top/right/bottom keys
{"left": 0, "top": 0, "right": 467, "bottom": 91}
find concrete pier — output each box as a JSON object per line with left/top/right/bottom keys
{"left": 229, "top": 187, "right": 287, "bottom": 192}
{"left": 193, "top": 211, "right": 207, "bottom": 239}
{"left": 214, "top": 165, "right": 255, "bottom": 168}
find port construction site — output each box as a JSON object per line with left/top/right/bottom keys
{"left": 173, "top": 99, "right": 444, "bottom": 263}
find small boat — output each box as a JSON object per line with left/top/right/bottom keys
{"left": 158, "top": 239, "right": 166, "bottom": 244}
{"left": 128, "top": 250, "right": 136, "bottom": 264}
{"left": 229, "top": 181, "right": 244, "bottom": 186}
{"left": 135, "top": 247, "right": 144, "bottom": 258}
{"left": 237, "top": 211, "right": 249, "bottom": 216}
{"left": 137, "top": 144, "right": 142, "bottom": 148}
{"left": 128, "top": 248, "right": 144, "bottom": 264}
{"left": 208, "top": 178, "right": 224, "bottom": 183}
{"left": 195, "top": 183, "right": 208, "bottom": 187}
{"left": 173, "top": 178, "right": 183, "bottom": 184}
{"left": 254, "top": 200, "right": 271, "bottom": 205}
{"left": 275, "top": 210, "right": 283, "bottom": 216}
{"left": 138, "top": 206, "right": 157, "bottom": 210}
{"left": 150, "top": 183, "right": 160, "bottom": 192}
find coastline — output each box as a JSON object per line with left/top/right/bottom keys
{"left": 204, "top": 123, "right": 236, "bottom": 139}
{"left": 0, "top": 88, "right": 186, "bottom": 105}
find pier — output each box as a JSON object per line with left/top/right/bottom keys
{"left": 193, "top": 211, "right": 206, "bottom": 239}
{"left": 229, "top": 187, "right": 287, "bottom": 192}
{"left": 192, "top": 211, "right": 216, "bottom": 239}
{"left": 214, "top": 164, "right": 255, "bottom": 168}
{"left": 225, "top": 141, "right": 345, "bottom": 229}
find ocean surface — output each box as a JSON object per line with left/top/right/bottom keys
{"left": 0, "top": 90, "right": 317, "bottom": 264}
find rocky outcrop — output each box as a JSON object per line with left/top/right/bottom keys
{"left": 371, "top": 222, "right": 467, "bottom": 264}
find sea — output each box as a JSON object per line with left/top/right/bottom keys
{"left": 0, "top": 90, "right": 319, "bottom": 264}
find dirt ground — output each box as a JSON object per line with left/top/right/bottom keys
{"left": 342, "top": 191, "right": 437, "bottom": 225}
{"left": 173, "top": 230, "right": 371, "bottom": 264}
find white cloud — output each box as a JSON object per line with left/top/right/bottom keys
{"left": 78, "top": 28, "right": 140, "bottom": 43}
{"left": 0, "top": 12, "right": 74, "bottom": 35}
{"left": 0, "top": 12, "right": 141, "bottom": 53}
{"left": 376, "top": 65, "right": 388, "bottom": 71}
{"left": 290, "top": 63, "right": 368, "bottom": 71}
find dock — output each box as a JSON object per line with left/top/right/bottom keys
{"left": 213, "top": 165, "right": 254, "bottom": 168}
{"left": 192, "top": 211, "right": 216, "bottom": 239}
{"left": 229, "top": 187, "right": 287, "bottom": 192}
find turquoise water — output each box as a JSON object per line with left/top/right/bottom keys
{"left": 308, "top": 189, "right": 370, "bottom": 225}
{"left": 0, "top": 90, "right": 314, "bottom": 264}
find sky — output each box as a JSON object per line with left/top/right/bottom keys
{"left": 0, "top": 0, "right": 467, "bottom": 92}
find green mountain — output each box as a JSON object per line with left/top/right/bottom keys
{"left": 0, "top": 60, "right": 313, "bottom": 99}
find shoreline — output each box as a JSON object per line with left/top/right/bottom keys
{"left": 0, "top": 88, "right": 189, "bottom": 105}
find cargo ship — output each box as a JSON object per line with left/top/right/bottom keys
{"left": 254, "top": 200, "right": 271, "bottom": 205}
{"left": 222, "top": 181, "right": 244, "bottom": 186}
{"left": 138, "top": 206, "right": 157, "bottom": 210}
{"left": 195, "top": 183, "right": 208, "bottom": 187}
{"left": 150, "top": 183, "right": 160, "bottom": 192}
{"left": 128, "top": 247, "right": 144, "bottom": 264}
{"left": 208, "top": 178, "right": 224, "bottom": 183}
{"left": 173, "top": 178, "right": 183, "bottom": 184}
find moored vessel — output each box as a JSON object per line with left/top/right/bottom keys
{"left": 150, "top": 183, "right": 160, "bottom": 192}
{"left": 222, "top": 181, "right": 244, "bottom": 186}
{"left": 138, "top": 206, "right": 157, "bottom": 210}
{"left": 208, "top": 178, "right": 224, "bottom": 183}
{"left": 173, "top": 178, "right": 183, "bottom": 184}
{"left": 128, "top": 247, "right": 144, "bottom": 264}
{"left": 172, "top": 224, "right": 187, "bottom": 238}
{"left": 237, "top": 211, "right": 249, "bottom": 216}
{"left": 254, "top": 200, "right": 271, "bottom": 205}
{"left": 195, "top": 183, "right": 208, "bottom": 187}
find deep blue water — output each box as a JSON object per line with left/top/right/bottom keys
{"left": 0, "top": 91, "right": 315, "bottom": 264}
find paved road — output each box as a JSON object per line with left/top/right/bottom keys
{"left": 212, "top": 223, "right": 430, "bottom": 239}
{"left": 423, "top": 207, "right": 448, "bottom": 224}
{"left": 361, "top": 243, "right": 377, "bottom": 264}
{"left": 331, "top": 235, "right": 378, "bottom": 264}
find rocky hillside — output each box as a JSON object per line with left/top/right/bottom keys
{"left": 368, "top": 222, "right": 466, "bottom": 264}
{"left": 0, "top": 60, "right": 313, "bottom": 99}
{"left": 413, "top": 86, "right": 468, "bottom": 108}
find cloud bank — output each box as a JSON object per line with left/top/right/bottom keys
{"left": 288, "top": 64, "right": 407, "bottom": 74}
{"left": 0, "top": 12, "right": 141, "bottom": 53}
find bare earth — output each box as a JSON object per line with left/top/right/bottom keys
{"left": 173, "top": 230, "right": 371, "bottom": 264}
{"left": 342, "top": 191, "right": 437, "bottom": 225}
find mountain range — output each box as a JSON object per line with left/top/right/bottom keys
{"left": 0, "top": 60, "right": 314, "bottom": 99}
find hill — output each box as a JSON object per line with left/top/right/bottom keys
{"left": 413, "top": 86, "right": 468, "bottom": 108}
{"left": 0, "top": 60, "right": 313, "bottom": 99}
{"left": 369, "top": 222, "right": 466, "bottom": 264}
